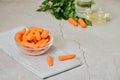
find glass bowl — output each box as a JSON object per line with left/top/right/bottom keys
{"left": 15, "top": 34, "right": 53, "bottom": 56}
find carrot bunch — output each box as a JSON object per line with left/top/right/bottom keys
{"left": 15, "top": 26, "right": 51, "bottom": 54}
{"left": 68, "top": 18, "right": 87, "bottom": 28}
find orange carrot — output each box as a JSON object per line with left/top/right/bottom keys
{"left": 42, "top": 39, "right": 49, "bottom": 44}
{"left": 15, "top": 32, "right": 22, "bottom": 43}
{"left": 36, "top": 39, "right": 45, "bottom": 45}
{"left": 21, "top": 28, "right": 26, "bottom": 34}
{"left": 58, "top": 54, "right": 76, "bottom": 61}
{"left": 29, "top": 26, "right": 36, "bottom": 32}
{"left": 68, "top": 18, "right": 78, "bottom": 26}
{"left": 29, "top": 26, "right": 43, "bottom": 33}
{"left": 46, "top": 35, "right": 51, "bottom": 42}
{"left": 36, "top": 27, "right": 43, "bottom": 33}
{"left": 21, "top": 41, "right": 37, "bottom": 48}
{"left": 41, "top": 30, "right": 49, "bottom": 39}
{"left": 78, "top": 18, "right": 87, "bottom": 28}
{"left": 47, "top": 55, "right": 53, "bottom": 66}
{"left": 35, "top": 31, "right": 41, "bottom": 41}
{"left": 22, "top": 34, "right": 28, "bottom": 42}
{"left": 26, "top": 32, "right": 34, "bottom": 41}
{"left": 40, "top": 39, "right": 49, "bottom": 47}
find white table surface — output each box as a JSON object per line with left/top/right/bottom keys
{"left": 0, "top": 0, "right": 120, "bottom": 80}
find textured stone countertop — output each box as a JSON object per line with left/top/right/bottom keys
{"left": 0, "top": 0, "right": 120, "bottom": 80}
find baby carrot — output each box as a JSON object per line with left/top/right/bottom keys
{"left": 22, "top": 34, "right": 28, "bottom": 42}
{"left": 21, "top": 28, "right": 26, "bottom": 34}
{"left": 46, "top": 35, "right": 50, "bottom": 42}
{"left": 68, "top": 18, "right": 78, "bottom": 26}
{"left": 58, "top": 54, "right": 76, "bottom": 61}
{"left": 29, "top": 26, "right": 43, "bottom": 33}
{"left": 41, "top": 39, "right": 49, "bottom": 47}
{"left": 35, "top": 31, "right": 41, "bottom": 41}
{"left": 29, "top": 26, "right": 36, "bottom": 31}
{"left": 36, "top": 39, "right": 45, "bottom": 45}
{"left": 42, "top": 39, "right": 49, "bottom": 44}
{"left": 47, "top": 55, "right": 53, "bottom": 66}
{"left": 78, "top": 18, "right": 87, "bottom": 28}
{"left": 41, "top": 30, "right": 49, "bottom": 39}
{"left": 32, "top": 37, "right": 38, "bottom": 44}
{"left": 15, "top": 32, "right": 22, "bottom": 43}
{"left": 26, "top": 32, "right": 34, "bottom": 41}
{"left": 37, "top": 28, "right": 43, "bottom": 33}
{"left": 21, "top": 41, "right": 36, "bottom": 48}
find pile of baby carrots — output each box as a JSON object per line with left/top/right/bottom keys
{"left": 15, "top": 26, "right": 51, "bottom": 54}
{"left": 68, "top": 18, "right": 87, "bottom": 28}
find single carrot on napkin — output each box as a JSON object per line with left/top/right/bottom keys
{"left": 58, "top": 54, "right": 76, "bottom": 61}
{"left": 47, "top": 55, "right": 53, "bottom": 66}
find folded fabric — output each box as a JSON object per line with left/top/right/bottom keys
{"left": 0, "top": 26, "right": 81, "bottom": 79}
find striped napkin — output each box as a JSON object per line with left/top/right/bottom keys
{"left": 0, "top": 26, "right": 81, "bottom": 79}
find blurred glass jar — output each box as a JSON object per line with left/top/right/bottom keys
{"left": 75, "top": 0, "right": 95, "bottom": 18}
{"left": 87, "top": 6, "right": 110, "bottom": 24}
